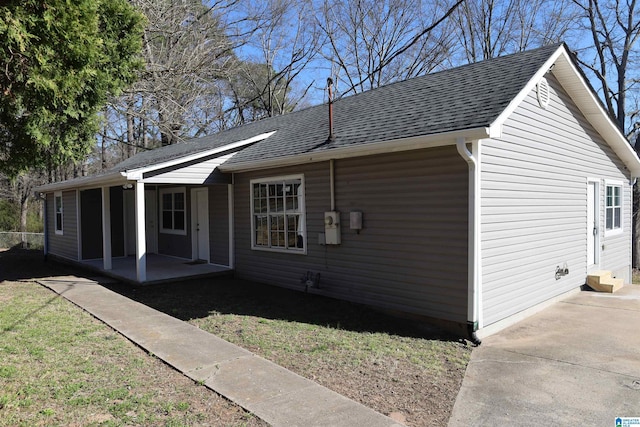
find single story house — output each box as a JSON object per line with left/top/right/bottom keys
{"left": 35, "top": 43, "right": 640, "bottom": 339}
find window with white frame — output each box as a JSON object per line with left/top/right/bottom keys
{"left": 54, "top": 192, "right": 63, "bottom": 235}
{"left": 251, "top": 176, "right": 305, "bottom": 252}
{"left": 160, "top": 187, "right": 186, "bottom": 235}
{"left": 605, "top": 183, "right": 622, "bottom": 232}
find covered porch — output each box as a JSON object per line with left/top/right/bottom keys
{"left": 80, "top": 254, "right": 232, "bottom": 285}
{"left": 75, "top": 144, "right": 241, "bottom": 283}
{"left": 37, "top": 132, "right": 277, "bottom": 285}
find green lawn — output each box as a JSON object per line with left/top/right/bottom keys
{"left": 0, "top": 280, "right": 264, "bottom": 427}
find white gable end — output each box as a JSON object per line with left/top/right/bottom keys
{"left": 140, "top": 152, "right": 237, "bottom": 184}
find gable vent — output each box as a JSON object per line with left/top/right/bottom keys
{"left": 537, "top": 77, "right": 550, "bottom": 109}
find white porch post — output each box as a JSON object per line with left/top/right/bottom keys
{"left": 135, "top": 181, "right": 147, "bottom": 282}
{"left": 228, "top": 183, "right": 235, "bottom": 269}
{"left": 101, "top": 186, "right": 112, "bottom": 270}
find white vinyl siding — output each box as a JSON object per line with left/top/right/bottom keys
{"left": 250, "top": 175, "right": 305, "bottom": 253}
{"left": 159, "top": 187, "right": 186, "bottom": 235}
{"left": 481, "top": 73, "right": 632, "bottom": 327}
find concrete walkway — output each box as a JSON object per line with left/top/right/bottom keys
{"left": 38, "top": 275, "right": 403, "bottom": 427}
{"left": 449, "top": 285, "right": 640, "bottom": 426}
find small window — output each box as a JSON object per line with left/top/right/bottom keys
{"left": 159, "top": 187, "right": 187, "bottom": 235}
{"left": 54, "top": 192, "right": 63, "bottom": 235}
{"left": 251, "top": 175, "right": 305, "bottom": 253}
{"left": 605, "top": 184, "right": 622, "bottom": 232}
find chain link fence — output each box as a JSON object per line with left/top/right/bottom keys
{"left": 0, "top": 232, "right": 45, "bottom": 250}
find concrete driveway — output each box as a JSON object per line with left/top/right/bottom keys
{"left": 449, "top": 285, "right": 640, "bottom": 426}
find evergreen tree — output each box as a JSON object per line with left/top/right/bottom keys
{"left": 0, "top": 0, "right": 145, "bottom": 177}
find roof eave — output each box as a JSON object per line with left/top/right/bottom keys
{"left": 34, "top": 171, "right": 129, "bottom": 193}
{"left": 124, "top": 131, "right": 276, "bottom": 178}
{"left": 34, "top": 131, "right": 278, "bottom": 193}
{"left": 551, "top": 49, "right": 640, "bottom": 178}
{"left": 219, "top": 127, "right": 491, "bottom": 173}
{"left": 491, "top": 43, "right": 640, "bottom": 178}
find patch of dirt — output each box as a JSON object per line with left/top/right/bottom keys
{"left": 317, "top": 358, "right": 467, "bottom": 426}
{"left": 4, "top": 249, "right": 472, "bottom": 427}
{"left": 108, "top": 274, "right": 473, "bottom": 427}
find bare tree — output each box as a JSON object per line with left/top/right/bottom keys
{"left": 570, "top": 0, "right": 640, "bottom": 133}
{"left": 225, "top": 0, "right": 320, "bottom": 125}
{"left": 452, "top": 0, "right": 576, "bottom": 63}
{"left": 316, "top": 0, "right": 463, "bottom": 96}
{"left": 0, "top": 171, "right": 46, "bottom": 239}
{"left": 103, "top": 0, "right": 238, "bottom": 156}
{"left": 569, "top": 0, "right": 640, "bottom": 267}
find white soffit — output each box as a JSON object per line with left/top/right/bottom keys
{"left": 551, "top": 52, "right": 640, "bottom": 177}
{"left": 140, "top": 152, "right": 237, "bottom": 184}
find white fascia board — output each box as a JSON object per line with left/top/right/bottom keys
{"left": 489, "top": 45, "right": 565, "bottom": 135}
{"left": 34, "top": 131, "right": 276, "bottom": 193}
{"left": 124, "top": 131, "right": 276, "bottom": 179}
{"left": 219, "top": 127, "right": 490, "bottom": 172}
{"left": 553, "top": 52, "right": 640, "bottom": 177}
{"left": 34, "top": 171, "right": 128, "bottom": 193}
{"left": 490, "top": 45, "right": 640, "bottom": 178}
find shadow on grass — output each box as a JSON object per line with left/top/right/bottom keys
{"left": 104, "top": 276, "right": 460, "bottom": 342}
{"left": 0, "top": 247, "right": 72, "bottom": 282}
{"left": 1, "top": 249, "right": 461, "bottom": 341}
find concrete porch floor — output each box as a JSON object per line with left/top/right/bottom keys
{"left": 80, "top": 254, "right": 232, "bottom": 285}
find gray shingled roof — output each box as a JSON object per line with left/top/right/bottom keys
{"left": 110, "top": 43, "right": 562, "bottom": 173}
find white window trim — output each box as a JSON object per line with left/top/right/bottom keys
{"left": 604, "top": 180, "right": 624, "bottom": 237}
{"left": 250, "top": 174, "right": 307, "bottom": 254}
{"left": 159, "top": 187, "right": 187, "bottom": 236}
{"left": 54, "top": 191, "right": 63, "bottom": 235}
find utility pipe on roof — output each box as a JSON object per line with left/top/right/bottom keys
{"left": 327, "top": 78, "right": 336, "bottom": 143}
{"left": 456, "top": 137, "right": 482, "bottom": 345}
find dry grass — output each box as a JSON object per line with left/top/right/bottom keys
{"left": 2, "top": 249, "right": 471, "bottom": 427}
{"left": 110, "top": 277, "right": 472, "bottom": 427}
{"left": 0, "top": 249, "right": 266, "bottom": 427}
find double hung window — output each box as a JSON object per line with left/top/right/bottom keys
{"left": 160, "top": 188, "right": 186, "bottom": 235}
{"left": 605, "top": 184, "right": 622, "bottom": 233}
{"left": 251, "top": 176, "right": 305, "bottom": 252}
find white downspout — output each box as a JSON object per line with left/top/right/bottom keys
{"left": 456, "top": 138, "right": 482, "bottom": 343}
